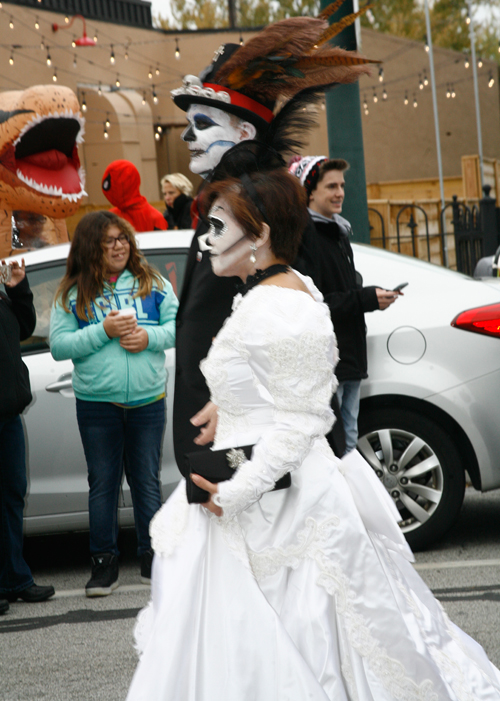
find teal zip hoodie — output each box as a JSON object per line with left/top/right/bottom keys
{"left": 50, "top": 269, "right": 178, "bottom": 403}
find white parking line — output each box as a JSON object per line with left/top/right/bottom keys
{"left": 54, "top": 583, "right": 150, "bottom": 599}
{"left": 414, "top": 558, "right": 500, "bottom": 571}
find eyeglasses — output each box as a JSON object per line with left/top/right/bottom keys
{"left": 103, "top": 233, "right": 130, "bottom": 248}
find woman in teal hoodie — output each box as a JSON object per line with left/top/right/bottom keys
{"left": 50, "top": 211, "right": 178, "bottom": 597}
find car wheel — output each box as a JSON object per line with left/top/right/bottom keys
{"left": 357, "top": 408, "right": 466, "bottom": 550}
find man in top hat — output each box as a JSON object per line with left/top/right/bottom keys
{"left": 170, "top": 15, "right": 375, "bottom": 471}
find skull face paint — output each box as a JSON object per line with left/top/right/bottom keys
{"left": 182, "top": 104, "right": 253, "bottom": 177}
{"left": 206, "top": 199, "right": 250, "bottom": 278}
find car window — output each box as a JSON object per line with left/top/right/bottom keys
{"left": 20, "top": 248, "right": 187, "bottom": 355}
{"left": 145, "top": 251, "right": 187, "bottom": 299}
{"left": 21, "top": 263, "right": 66, "bottom": 354}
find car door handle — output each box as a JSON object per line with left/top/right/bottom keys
{"left": 46, "top": 373, "right": 73, "bottom": 392}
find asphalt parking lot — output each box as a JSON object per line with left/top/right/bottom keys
{"left": 2, "top": 485, "right": 500, "bottom": 701}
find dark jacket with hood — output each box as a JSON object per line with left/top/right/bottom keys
{"left": 102, "top": 160, "right": 167, "bottom": 232}
{"left": 0, "top": 276, "right": 36, "bottom": 419}
{"left": 307, "top": 211, "right": 379, "bottom": 382}
{"left": 164, "top": 193, "right": 194, "bottom": 230}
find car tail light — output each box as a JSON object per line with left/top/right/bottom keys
{"left": 451, "top": 303, "right": 500, "bottom": 338}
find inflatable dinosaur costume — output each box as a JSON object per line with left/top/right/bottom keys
{"left": 0, "top": 84, "right": 86, "bottom": 258}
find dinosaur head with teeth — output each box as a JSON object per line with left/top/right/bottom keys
{"left": 0, "top": 84, "right": 86, "bottom": 257}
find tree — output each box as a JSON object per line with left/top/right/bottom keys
{"left": 362, "top": 0, "right": 500, "bottom": 63}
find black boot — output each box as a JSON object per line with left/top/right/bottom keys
{"left": 85, "top": 553, "right": 119, "bottom": 597}
{"left": 5, "top": 584, "right": 55, "bottom": 603}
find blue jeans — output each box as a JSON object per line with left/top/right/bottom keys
{"left": 76, "top": 399, "right": 165, "bottom": 557}
{"left": 0, "top": 416, "right": 34, "bottom": 595}
{"left": 337, "top": 380, "right": 361, "bottom": 455}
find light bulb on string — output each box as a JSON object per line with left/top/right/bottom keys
{"left": 155, "top": 64, "right": 160, "bottom": 76}
{"left": 81, "top": 93, "right": 87, "bottom": 112}
{"left": 64, "top": 15, "right": 69, "bottom": 23}
{"left": 383, "top": 87, "right": 387, "bottom": 101}
{"left": 9, "top": 16, "right": 14, "bottom": 29}
{"left": 52, "top": 69, "right": 58, "bottom": 82}
{"left": 71, "top": 36, "right": 76, "bottom": 48}
{"left": 363, "top": 95, "right": 368, "bottom": 110}
{"left": 115, "top": 75, "right": 120, "bottom": 88}
{"left": 466, "top": 12, "right": 471, "bottom": 25}
{"left": 157, "top": 125, "right": 163, "bottom": 134}
{"left": 364, "top": 107, "right": 369, "bottom": 116}
{"left": 478, "top": 57, "right": 483, "bottom": 68}
{"left": 423, "top": 71, "right": 429, "bottom": 87}
{"left": 142, "top": 92, "right": 146, "bottom": 105}
{"left": 35, "top": 17, "right": 40, "bottom": 30}
{"left": 73, "top": 55, "right": 77, "bottom": 68}
{"left": 425, "top": 42, "right": 429, "bottom": 53}
{"left": 152, "top": 86, "right": 158, "bottom": 104}
{"left": 464, "top": 56, "right": 470, "bottom": 69}
{"left": 446, "top": 85, "right": 451, "bottom": 98}
{"left": 9, "top": 51, "right": 14, "bottom": 66}
{"left": 40, "top": 36, "right": 45, "bottom": 50}
{"left": 489, "top": 72, "right": 495, "bottom": 88}
{"left": 239, "top": 34, "right": 244, "bottom": 46}
{"left": 404, "top": 92, "right": 409, "bottom": 106}
{"left": 103, "top": 124, "right": 108, "bottom": 140}
{"left": 413, "top": 94, "right": 417, "bottom": 108}
{"left": 98, "top": 82, "right": 102, "bottom": 96}
{"left": 451, "top": 85, "right": 456, "bottom": 98}
{"left": 93, "top": 30, "right": 98, "bottom": 43}
{"left": 373, "top": 90, "right": 378, "bottom": 103}
{"left": 46, "top": 50, "right": 51, "bottom": 66}
{"left": 155, "top": 131, "right": 160, "bottom": 141}
{"left": 175, "top": 38, "right": 180, "bottom": 60}
{"left": 378, "top": 67, "right": 384, "bottom": 82}
{"left": 148, "top": 67, "right": 153, "bottom": 79}
{"left": 498, "top": 41, "right": 500, "bottom": 54}
{"left": 124, "top": 45, "right": 129, "bottom": 60}
{"left": 419, "top": 75, "right": 424, "bottom": 90}
{"left": 105, "top": 114, "right": 111, "bottom": 128}
{"left": 110, "top": 45, "right": 115, "bottom": 64}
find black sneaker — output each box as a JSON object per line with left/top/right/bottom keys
{"left": 5, "top": 584, "right": 55, "bottom": 603}
{"left": 140, "top": 549, "right": 154, "bottom": 584}
{"left": 85, "top": 553, "right": 119, "bottom": 597}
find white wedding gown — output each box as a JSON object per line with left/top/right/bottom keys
{"left": 127, "top": 274, "right": 500, "bottom": 701}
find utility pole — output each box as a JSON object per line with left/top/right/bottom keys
{"left": 320, "top": 0, "right": 370, "bottom": 243}
{"left": 424, "top": 0, "right": 448, "bottom": 265}
{"left": 466, "top": 0, "right": 485, "bottom": 189}
{"left": 228, "top": 0, "right": 237, "bottom": 29}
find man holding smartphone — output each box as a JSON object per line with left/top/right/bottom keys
{"left": 290, "top": 157, "right": 402, "bottom": 453}
{"left": 0, "top": 259, "right": 55, "bottom": 613}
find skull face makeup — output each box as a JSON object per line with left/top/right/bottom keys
{"left": 206, "top": 198, "right": 250, "bottom": 278}
{"left": 182, "top": 105, "right": 256, "bottom": 177}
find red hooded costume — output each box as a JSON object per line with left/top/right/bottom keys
{"left": 102, "top": 160, "right": 167, "bottom": 232}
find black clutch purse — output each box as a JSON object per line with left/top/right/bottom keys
{"left": 185, "top": 444, "right": 292, "bottom": 504}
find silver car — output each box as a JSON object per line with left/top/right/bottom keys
{"left": 13, "top": 232, "right": 500, "bottom": 549}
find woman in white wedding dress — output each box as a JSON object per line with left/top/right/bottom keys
{"left": 127, "top": 170, "right": 500, "bottom": 701}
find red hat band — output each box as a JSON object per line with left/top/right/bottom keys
{"left": 203, "top": 83, "right": 274, "bottom": 124}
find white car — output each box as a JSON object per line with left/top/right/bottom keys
{"left": 12, "top": 232, "right": 500, "bottom": 550}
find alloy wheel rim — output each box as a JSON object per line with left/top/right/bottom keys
{"left": 357, "top": 428, "right": 444, "bottom": 533}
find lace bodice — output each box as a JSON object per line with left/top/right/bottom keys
{"left": 200, "top": 273, "right": 338, "bottom": 518}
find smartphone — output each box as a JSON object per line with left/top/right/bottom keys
{"left": 0, "top": 264, "right": 12, "bottom": 285}
{"left": 393, "top": 282, "right": 408, "bottom": 292}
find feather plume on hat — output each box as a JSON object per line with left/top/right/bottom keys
{"left": 172, "top": 0, "right": 378, "bottom": 157}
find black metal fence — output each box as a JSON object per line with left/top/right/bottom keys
{"left": 368, "top": 185, "right": 500, "bottom": 275}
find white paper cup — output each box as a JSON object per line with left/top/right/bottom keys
{"left": 116, "top": 308, "right": 137, "bottom": 318}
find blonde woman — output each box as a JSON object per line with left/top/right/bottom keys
{"left": 50, "top": 211, "right": 178, "bottom": 596}
{"left": 160, "top": 173, "right": 194, "bottom": 229}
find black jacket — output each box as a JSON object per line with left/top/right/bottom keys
{"left": 306, "top": 214, "right": 379, "bottom": 381}
{"left": 173, "top": 217, "right": 346, "bottom": 473}
{"left": 163, "top": 194, "right": 194, "bottom": 230}
{"left": 0, "top": 276, "right": 36, "bottom": 419}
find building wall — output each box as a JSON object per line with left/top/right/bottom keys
{"left": 2, "top": 2, "right": 499, "bottom": 206}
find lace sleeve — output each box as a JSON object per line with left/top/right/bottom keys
{"left": 214, "top": 288, "right": 338, "bottom": 519}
